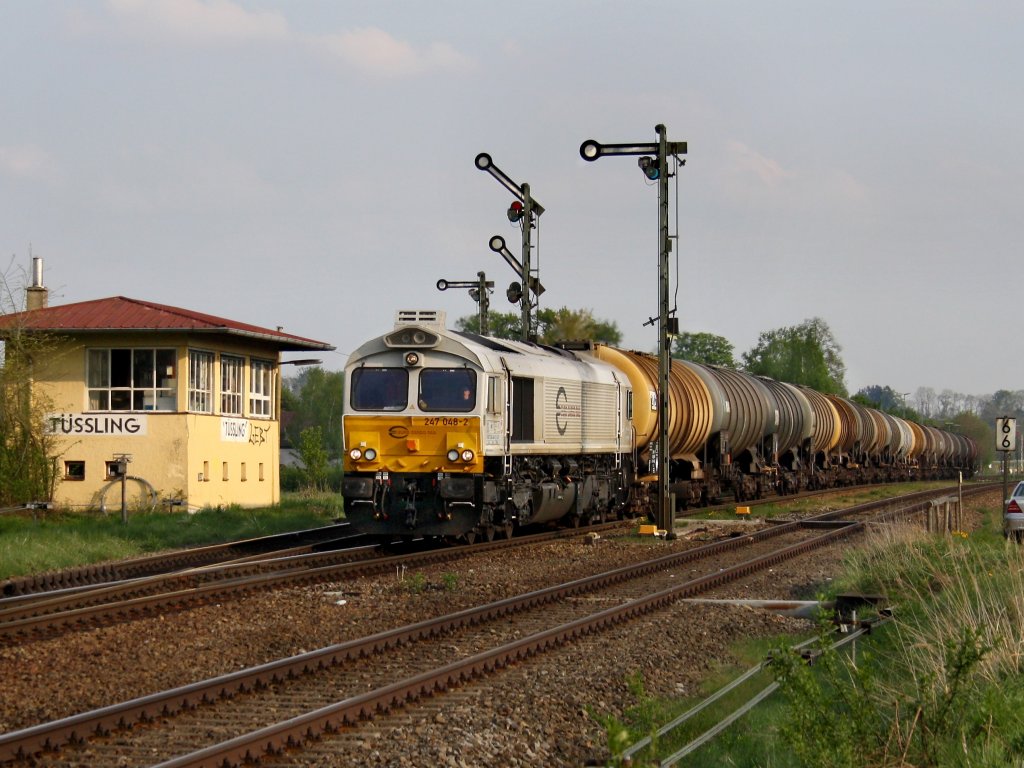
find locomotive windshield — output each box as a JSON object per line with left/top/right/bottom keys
{"left": 418, "top": 369, "right": 476, "bottom": 412}
{"left": 350, "top": 367, "right": 408, "bottom": 411}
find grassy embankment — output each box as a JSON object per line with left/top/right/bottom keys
{"left": 0, "top": 493, "right": 342, "bottom": 580}
{"left": 601, "top": 489, "right": 1024, "bottom": 767}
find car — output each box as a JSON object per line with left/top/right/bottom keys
{"left": 1004, "top": 480, "right": 1024, "bottom": 540}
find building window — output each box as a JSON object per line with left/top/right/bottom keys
{"left": 241, "top": 462, "right": 247, "bottom": 482}
{"left": 259, "top": 462, "right": 265, "bottom": 481}
{"left": 221, "top": 355, "right": 244, "bottom": 416}
{"left": 249, "top": 359, "right": 274, "bottom": 418}
{"left": 87, "top": 348, "right": 177, "bottom": 411}
{"left": 189, "top": 350, "right": 214, "bottom": 413}
{"left": 222, "top": 461, "right": 229, "bottom": 481}
{"left": 64, "top": 461, "right": 85, "bottom": 481}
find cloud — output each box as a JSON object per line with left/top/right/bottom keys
{"left": 105, "top": 0, "right": 290, "bottom": 45}
{"left": 0, "top": 145, "right": 60, "bottom": 183}
{"left": 313, "top": 27, "right": 473, "bottom": 77}
{"left": 98, "top": 3, "right": 471, "bottom": 78}
{"left": 725, "top": 140, "right": 791, "bottom": 187}
{"left": 719, "top": 140, "right": 867, "bottom": 209}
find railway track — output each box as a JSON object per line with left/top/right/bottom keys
{"left": 0, "top": 482, "right": 958, "bottom": 644}
{"left": 0, "top": 521, "right": 628, "bottom": 646}
{"left": 0, "top": 522, "right": 361, "bottom": 598}
{"left": 0, "top": 484, "right": 986, "bottom": 767}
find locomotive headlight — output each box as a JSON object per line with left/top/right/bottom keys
{"left": 405, "top": 352, "right": 420, "bottom": 366}
{"left": 461, "top": 449, "right": 475, "bottom": 462}
{"left": 363, "top": 447, "right": 378, "bottom": 461}
{"left": 447, "top": 449, "right": 460, "bottom": 462}
{"left": 349, "top": 448, "right": 363, "bottom": 461}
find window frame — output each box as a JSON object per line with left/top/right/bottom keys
{"left": 64, "top": 460, "right": 86, "bottom": 481}
{"left": 86, "top": 347, "right": 177, "bottom": 412}
{"left": 220, "top": 355, "right": 244, "bottom": 416}
{"left": 417, "top": 368, "right": 476, "bottom": 413}
{"left": 188, "top": 350, "right": 215, "bottom": 414}
{"left": 249, "top": 358, "right": 275, "bottom": 419}
{"left": 350, "top": 367, "right": 409, "bottom": 412}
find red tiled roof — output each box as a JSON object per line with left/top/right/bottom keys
{"left": 0, "top": 296, "right": 334, "bottom": 352}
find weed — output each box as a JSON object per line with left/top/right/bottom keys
{"left": 404, "top": 572, "right": 427, "bottom": 594}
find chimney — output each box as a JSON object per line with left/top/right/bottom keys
{"left": 26, "top": 256, "right": 48, "bottom": 311}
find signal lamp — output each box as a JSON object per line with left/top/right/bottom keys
{"left": 447, "top": 449, "right": 460, "bottom": 462}
{"left": 363, "top": 448, "right": 378, "bottom": 461}
{"left": 506, "top": 281, "right": 523, "bottom": 303}
{"left": 349, "top": 448, "right": 363, "bottom": 461}
{"left": 507, "top": 200, "right": 524, "bottom": 222}
{"left": 405, "top": 352, "right": 421, "bottom": 366}
{"left": 461, "top": 449, "right": 475, "bottom": 462}
{"left": 638, "top": 156, "right": 659, "bottom": 180}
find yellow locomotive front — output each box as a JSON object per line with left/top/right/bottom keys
{"left": 342, "top": 313, "right": 489, "bottom": 539}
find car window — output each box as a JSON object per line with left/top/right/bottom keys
{"left": 1015, "top": 482, "right": 1024, "bottom": 497}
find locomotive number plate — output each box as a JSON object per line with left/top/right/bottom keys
{"left": 415, "top": 417, "right": 473, "bottom": 428}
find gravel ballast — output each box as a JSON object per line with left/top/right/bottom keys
{"left": 0, "top": 489, "right": 997, "bottom": 766}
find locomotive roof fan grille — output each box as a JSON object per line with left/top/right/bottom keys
{"left": 394, "top": 310, "right": 446, "bottom": 329}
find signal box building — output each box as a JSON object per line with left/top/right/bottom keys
{"left": 2, "top": 292, "right": 333, "bottom": 511}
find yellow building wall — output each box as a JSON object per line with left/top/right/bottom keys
{"left": 37, "top": 333, "right": 283, "bottom": 512}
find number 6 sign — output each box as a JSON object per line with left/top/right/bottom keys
{"left": 996, "top": 417, "right": 1017, "bottom": 452}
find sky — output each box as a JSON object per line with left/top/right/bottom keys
{"left": 1, "top": 1, "right": 1020, "bottom": 399}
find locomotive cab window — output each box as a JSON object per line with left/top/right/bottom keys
{"left": 418, "top": 369, "right": 476, "bottom": 412}
{"left": 351, "top": 368, "right": 408, "bottom": 411}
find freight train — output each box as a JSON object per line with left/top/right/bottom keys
{"left": 341, "top": 310, "right": 978, "bottom": 541}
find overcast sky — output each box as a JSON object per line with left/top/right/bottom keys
{"left": 2, "top": 1, "right": 1020, "bottom": 398}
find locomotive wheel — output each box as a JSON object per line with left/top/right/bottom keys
{"left": 483, "top": 525, "right": 496, "bottom": 542}
{"left": 502, "top": 522, "right": 514, "bottom": 539}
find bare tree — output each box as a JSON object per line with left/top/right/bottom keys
{"left": 0, "top": 261, "right": 60, "bottom": 505}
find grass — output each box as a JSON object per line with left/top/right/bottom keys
{"left": 600, "top": 495, "right": 1024, "bottom": 766}
{"left": 0, "top": 491, "right": 343, "bottom": 580}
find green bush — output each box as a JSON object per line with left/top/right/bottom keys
{"left": 772, "top": 517, "right": 1024, "bottom": 766}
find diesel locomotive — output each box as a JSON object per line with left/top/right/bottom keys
{"left": 341, "top": 310, "right": 978, "bottom": 540}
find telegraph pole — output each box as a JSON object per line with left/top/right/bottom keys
{"left": 580, "top": 125, "right": 687, "bottom": 536}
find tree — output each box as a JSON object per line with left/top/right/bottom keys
{"left": 298, "top": 426, "right": 329, "bottom": 492}
{"left": 853, "top": 385, "right": 920, "bottom": 419}
{"left": 982, "top": 390, "right": 1024, "bottom": 423}
{"left": 455, "top": 311, "right": 521, "bottom": 339}
{"left": 950, "top": 412, "right": 993, "bottom": 467}
{"left": 281, "top": 368, "right": 345, "bottom": 459}
{"left": 672, "top": 332, "right": 737, "bottom": 367}
{"left": 0, "top": 264, "right": 60, "bottom": 505}
{"left": 456, "top": 307, "right": 622, "bottom": 346}
{"left": 741, "top": 317, "right": 847, "bottom": 395}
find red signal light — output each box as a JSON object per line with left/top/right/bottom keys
{"left": 507, "top": 201, "right": 524, "bottom": 222}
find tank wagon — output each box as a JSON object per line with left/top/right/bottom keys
{"left": 342, "top": 311, "right": 978, "bottom": 540}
